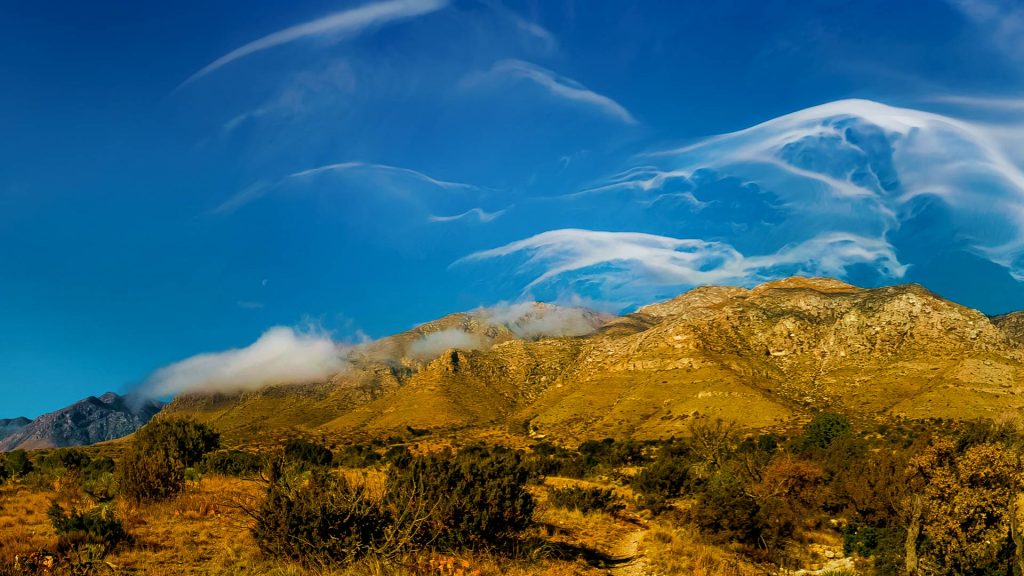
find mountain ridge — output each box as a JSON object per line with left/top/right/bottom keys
{"left": 157, "top": 277, "right": 1024, "bottom": 445}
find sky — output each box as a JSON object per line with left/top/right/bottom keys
{"left": 3, "top": 0, "right": 1024, "bottom": 417}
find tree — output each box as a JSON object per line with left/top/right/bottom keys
{"left": 906, "top": 438, "right": 1021, "bottom": 574}
{"left": 117, "top": 419, "right": 219, "bottom": 503}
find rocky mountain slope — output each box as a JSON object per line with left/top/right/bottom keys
{"left": 162, "top": 278, "right": 1024, "bottom": 443}
{"left": 0, "top": 392, "right": 163, "bottom": 451}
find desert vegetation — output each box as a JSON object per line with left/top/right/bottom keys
{"left": 4, "top": 414, "right": 1024, "bottom": 574}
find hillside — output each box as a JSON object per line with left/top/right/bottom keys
{"left": 162, "top": 277, "right": 1024, "bottom": 443}
{"left": 0, "top": 392, "right": 164, "bottom": 451}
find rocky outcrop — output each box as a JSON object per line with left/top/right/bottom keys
{"left": 0, "top": 392, "right": 163, "bottom": 451}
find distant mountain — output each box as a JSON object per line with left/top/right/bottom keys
{"left": 0, "top": 417, "right": 31, "bottom": 442}
{"left": 0, "top": 392, "right": 163, "bottom": 451}
{"left": 163, "top": 277, "right": 1024, "bottom": 444}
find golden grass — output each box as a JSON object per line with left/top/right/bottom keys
{"left": 0, "top": 484, "right": 57, "bottom": 562}
{"left": 642, "top": 523, "right": 763, "bottom": 576}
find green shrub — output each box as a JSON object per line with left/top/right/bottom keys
{"left": 251, "top": 461, "right": 392, "bottom": 565}
{"left": 200, "top": 450, "right": 264, "bottom": 476}
{"left": 547, "top": 486, "right": 624, "bottom": 514}
{"left": 386, "top": 447, "right": 535, "bottom": 551}
{"left": 796, "top": 412, "right": 852, "bottom": 452}
{"left": 134, "top": 419, "right": 220, "bottom": 467}
{"left": 47, "top": 501, "right": 130, "bottom": 555}
{"left": 632, "top": 452, "right": 690, "bottom": 512}
{"left": 382, "top": 445, "right": 412, "bottom": 468}
{"left": 284, "top": 438, "right": 333, "bottom": 467}
{"left": 117, "top": 419, "right": 219, "bottom": 503}
{"left": 335, "top": 444, "right": 381, "bottom": 468}
{"left": 2, "top": 449, "right": 33, "bottom": 477}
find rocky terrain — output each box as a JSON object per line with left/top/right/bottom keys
{"left": 162, "top": 277, "right": 1024, "bottom": 443}
{"left": 0, "top": 392, "right": 163, "bottom": 451}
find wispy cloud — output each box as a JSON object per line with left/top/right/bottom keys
{"left": 141, "top": 327, "right": 347, "bottom": 396}
{"left": 211, "top": 162, "right": 483, "bottom": 215}
{"left": 948, "top": 0, "right": 1024, "bottom": 61}
{"left": 463, "top": 59, "right": 638, "bottom": 125}
{"left": 460, "top": 228, "right": 905, "bottom": 305}
{"left": 178, "top": 0, "right": 449, "bottom": 90}
{"left": 428, "top": 206, "right": 509, "bottom": 223}
{"left": 289, "top": 161, "right": 479, "bottom": 191}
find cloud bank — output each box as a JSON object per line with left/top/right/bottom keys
{"left": 142, "top": 327, "right": 347, "bottom": 396}
{"left": 179, "top": 0, "right": 448, "bottom": 89}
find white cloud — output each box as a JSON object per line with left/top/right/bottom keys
{"left": 289, "top": 161, "right": 478, "bottom": 191}
{"left": 478, "top": 302, "right": 607, "bottom": 339}
{"left": 461, "top": 228, "right": 905, "bottom": 305}
{"left": 178, "top": 0, "right": 449, "bottom": 89}
{"left": 428, "top": 207, "right": 508, "bottom": 223}
{"left": 463, "top": 59, "right": 638, "bottom": 125}
{"left": 142, "top": 327, "right": 347, "bottom": 396}
{"left": 407, "top": 328, "right": 485, "bottom": 361}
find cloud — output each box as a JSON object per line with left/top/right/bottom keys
{"left": 289, "top": 161, "right": 479, "bottom": 191}
{"left": 948, "top": 0, "right": 1024, "bottom": 61}
{"left": 178, "top": 0, "right": 449, "bottom": 89}
{"left": 428, "top": 207, "right": 508, "bottom": 223}
{"left": 462, "top": 59, "right": 638, "bottom": 125}
{"left": 211, "top": 161, "right": 483, "bottom": 215}
{"left": 236, "top": 300, "right": 266, "bottom": 310}
{"left": 460, "top": 228, "right": 905, "bottom": 306}
{"left": 141, "top": 327, "right": 347, "bottom": 396}
{"left": 407, "top": 328, "right": 485, "bottom": 361}
{"left": 478, "top": 302, "right": 608, "bottom": 339}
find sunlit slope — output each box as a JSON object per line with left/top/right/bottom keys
{"left": 163, "top": 277, "right": 1024, "bottom": 443}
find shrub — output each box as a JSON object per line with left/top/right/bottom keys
{"left": 2, "top": 449, "right": 33, "bottom": 477}
{"left": 335, "top": 443, "right": 381, "bottom": 468}
{"left": 386, "top": 447, "right": 535, "bottom": 551}
{"left": 117, "top": 444, "right": 185, "bottom": 503}
{"left": 47, "top": 501, "right": 130, "bottom": 555}
{"left": 691, "top": 470, "right": 763, "bottom": 546}
{"left": 117, "top": 419, "right": 219, "bottom": 503}
{"left": 133, "top": 419, "right": 220, "bottom": 467}
{"left": 547, "top": 486, "right": 624, "bottom": 514}
{"left": 284, "top": 438, "right": 333, "bottom": 467}
{"left": 632, "top": 450, "right": 690, "bottom": 512}
{"left": 796, "top": 412, "right": 852, "bottom": 452}
{"left": 200, "top": 450, "right": 264, "bottom": 476}
{"left": 252, "top": 462, "right": 392, "bottom": 565}
{"left": 383, "top": 445, "right": 412, "bottom": 468}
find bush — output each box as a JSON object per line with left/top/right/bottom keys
{"left": 284, "top": 438, "right": 333, "bottom": 467}
{"left": 47, "top": 501, "right": 130, "bottom": 555}
{"left": 200, "top": 450, "right": 264, "bottom": 476}
{"left": 796, "top": 412, "right": 852, "bottom": 452}
{"left": 335, "top": 443, "right": 381, "bottom": 468}
{"left": 547, "top": 486, "right": 624, "bottom": 514}
{"left": 632, "top": 450, "right": 690, "bottom": 512}
{"left": 117, "top": 419, "right": 219, "bottom": 503}
{"left": 2, "top": 449, "right": 33, "bottom": 477}
{"left": 252, "top": 462, "right": 392, "bottom": 565}
{"left": 386, "top": 447, "right": 535, "bottom": 551}
{"left": 133, "top": 419, "right": 220, "bottom": 467}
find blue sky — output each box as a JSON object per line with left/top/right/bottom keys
{"left": 3, "top": 0, "right": 1024, "bottom": 417}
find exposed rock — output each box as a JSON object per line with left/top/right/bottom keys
{"left": 0, "top": 392, "right": 163, "bottom": 451}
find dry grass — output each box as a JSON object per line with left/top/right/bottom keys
{"left": 0, "top": 484, "right": 57, "bottom": 563}
{"left": 642, "top": 523, "right": 763, "bottom": 576}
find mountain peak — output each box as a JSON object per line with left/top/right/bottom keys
{"left": 751, "top": 276, "right": 861, "bottom": 294}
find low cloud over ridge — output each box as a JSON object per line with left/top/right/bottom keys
{"left": 141, "top": 327, "right": 347, "bottom": 396}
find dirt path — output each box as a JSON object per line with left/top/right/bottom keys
{"left": 608, "top": 525, "right": 648, "bottom": 576}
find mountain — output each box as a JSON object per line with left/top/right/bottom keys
{"left": 0, "top": 392, "right": 164, "bottom": 451}
{"left": 0, "top": 417, "right": 31, "bottom": 442}
{"left": 163, "top": 278, "right": 1024, "bottom": 443}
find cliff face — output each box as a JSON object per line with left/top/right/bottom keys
{"left": 162, "top": 278, "right": 1024, "bottom": 443}
{"left": 0, "top": 392, "right": 163, "bottom": 451}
